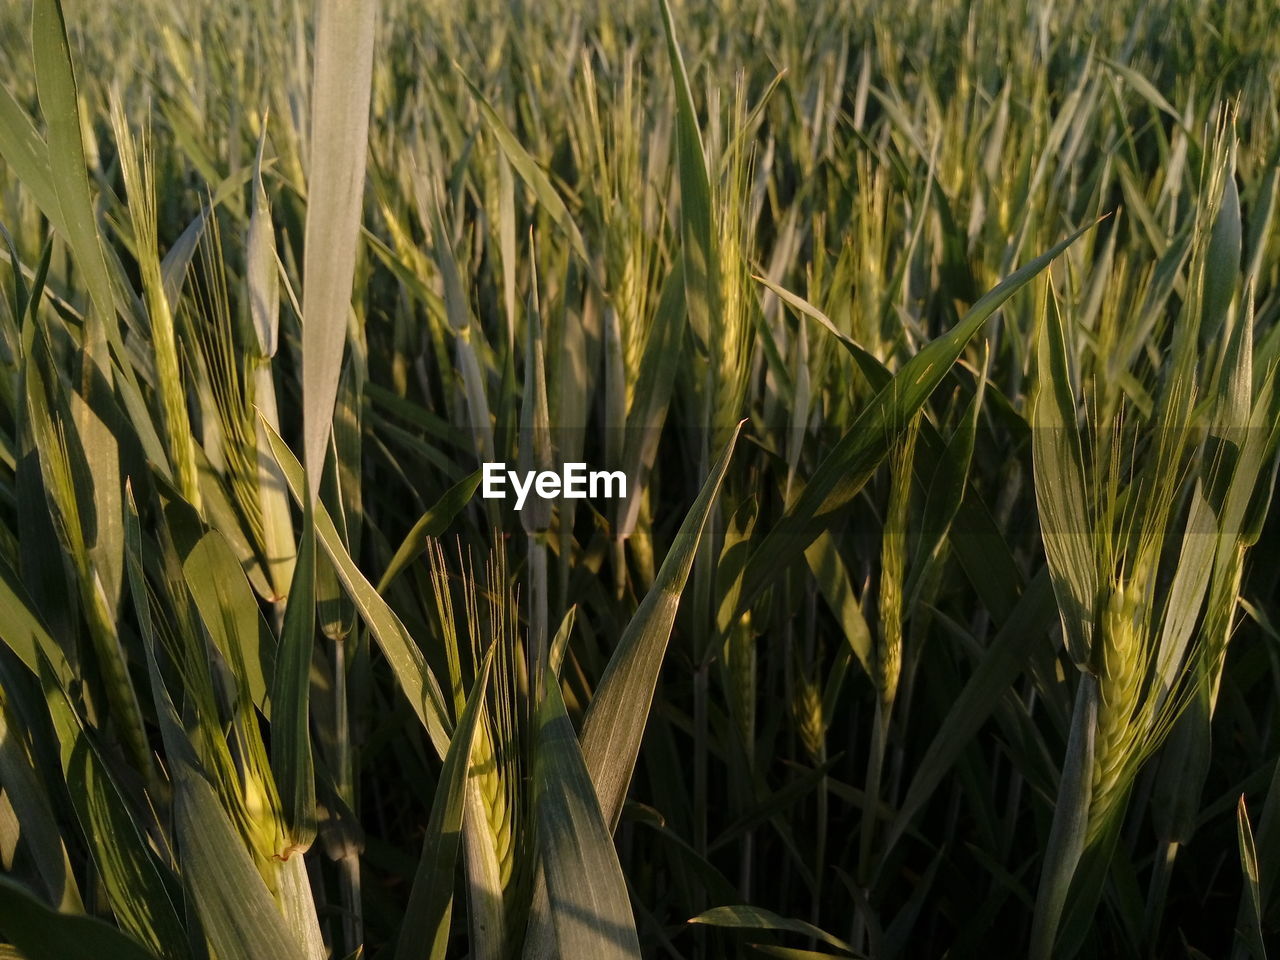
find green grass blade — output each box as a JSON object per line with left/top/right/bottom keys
{"left": 1030, "top": 675, "right": 1099, "bottom": 960}
{"left": 1031, "top": 288, "right": 1096, "bottom": 667}
{"left": 301, "top": 0, "right": 376, "bottom": 489}
{"left": 458, "top": 74, "right": 589, "bottom": 266}
{"left": 28, "top": 0, "right": 159, "bottom": 484}
{"left": 658, "top": 0, "right": 717, "bottom": 348}
{"left": 0, "top": 84, "right": 63, "bottom": 238}
{"left": 1153, "top": 485, "right": 1215, "bottom": 703}
{"left": 618, "top": 260, "right": 685, "bottom": 540}
{"left": 580, "top": 421, "right": 743, "bottom": 830}
{"left": 908, "top": 357, "right": 986, "bottom": 603}
{"left": 170, "top": 511, "right": 276, "bottom": 716}
{"left": 549, "top": 605, "right": 577, "bottom": 678}
{"left": 172, "top": 750, "right": 306, "bottom": 960}
{"left": 248, "top": 124, "right": 296, "bottom": 600}
{"left": 264, "top": 419, "right": 452, "bottom": 757}
{"left": 1101, "top": 58, "right": 1185, "bottom": 128}
{"left": 0, "top": 876, "right": 156, "bottom": 960}
{"left": 804, "top": 532, "right": 872, "bottom": 677}
{"left": 376, "top": 470, "right": 481, "bottom": 593}
{"left": 737, "top": 225, "right": 1093, "bottom": 621}
{"left": 69, "top": 321, "right": 126, "bottom": 614}
{"left": 1235, "top": 754, "right": 1280, "bottom": 959}
{"left": 248, "top": 126, "right": 280, "bottom": 360}
{"left": 1236, "top": 796, "right": 1268, "bottom": 960}
{"left": 0, "top": 692, "right": 82, "bottom": 912}
{"left": 40, "top": 671, "right": 187, "bottom": 959}
{"left": 747, "top": 947, "right": 862, "bottom": 960}
{"left": 1202, "top": 145, "right": 1241, "bottom": 348}
{"left": 396, "top": 653, "right": 492, "bottom": 960}
{"left": 31, "top": 0, "right": 117, "bottom": 324}
{"left": 271, "top": 494, "right": 318, "bottom": 854}
{"left": 536, "top": 673, "right": 642, "bottom": 960}
{"left": 1245, "top": 149, "right": 1278, "bottom": 289}
{"left": 688, "top": 905, "right": 856, "bottom": 955}
{"left": 522, "top": 263, "right": 553, "bottom": 691}
{"left": 0, "top": 554, "right": 71, "bottom": 686}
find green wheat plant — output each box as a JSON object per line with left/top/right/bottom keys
{"left": 0, "top": 0, "right": 1278, "bottom": 958}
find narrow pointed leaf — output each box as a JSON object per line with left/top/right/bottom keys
{"left": 1030, "top": 675, "right": 1098, "bottom": 960}
{"left": 804, "top": 533, "right": 872, "bottom": 676}
{"left": 396, "top": 654, "right": 492, "bottom": 960}
{"left": 271, "top": 495, "right": 318, "bottom": 853}
{"left": 376, "top": 471, "right": 481, "bottom": 593}
{"left": 264, "top": 420, "right": 452, "bottom": 757}
{"left": 658, "top": 0, "right": 717, "bottom": 347}
{"left": 302, "top": 0, "right": 376, "bottom": 488}
{"left": 688, "top": 905, "right": 856, "bottom": 955}
{"left": 537, "top": 674, "right": 642, "bottom": 960}
{"left": 40, "top": 671, "right": 187, "bottom": 959}
{"left": 0, "top": 555, "right": 71, "bottom": 686}
{"left": 736, "top": 225, "right": 1092, "bottom": 621}
{"left": 458, "top": 74, "right": 589, "bottom": 265}
{"left": 1032, "top": 291, "right": 1096, "bottom": 667}
{"left": 32, "top": 0, "right": 117, "bottom": 323}
{"left": 1236, "top": 796, "right": 1267, "bottom": 960}
{"left": 172, "top": 514, "right": 276, "bottom": 715}
{"left": 580, "top": 421, "right": 743, "bottom": 830}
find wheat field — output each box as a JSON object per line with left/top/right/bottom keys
{"left": 0, "top": 0, "right": 1278, "bottom": 957}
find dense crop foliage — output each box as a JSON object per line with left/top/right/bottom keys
{"left": 0, "top": 0, "right": 1279, "bottom": 956}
